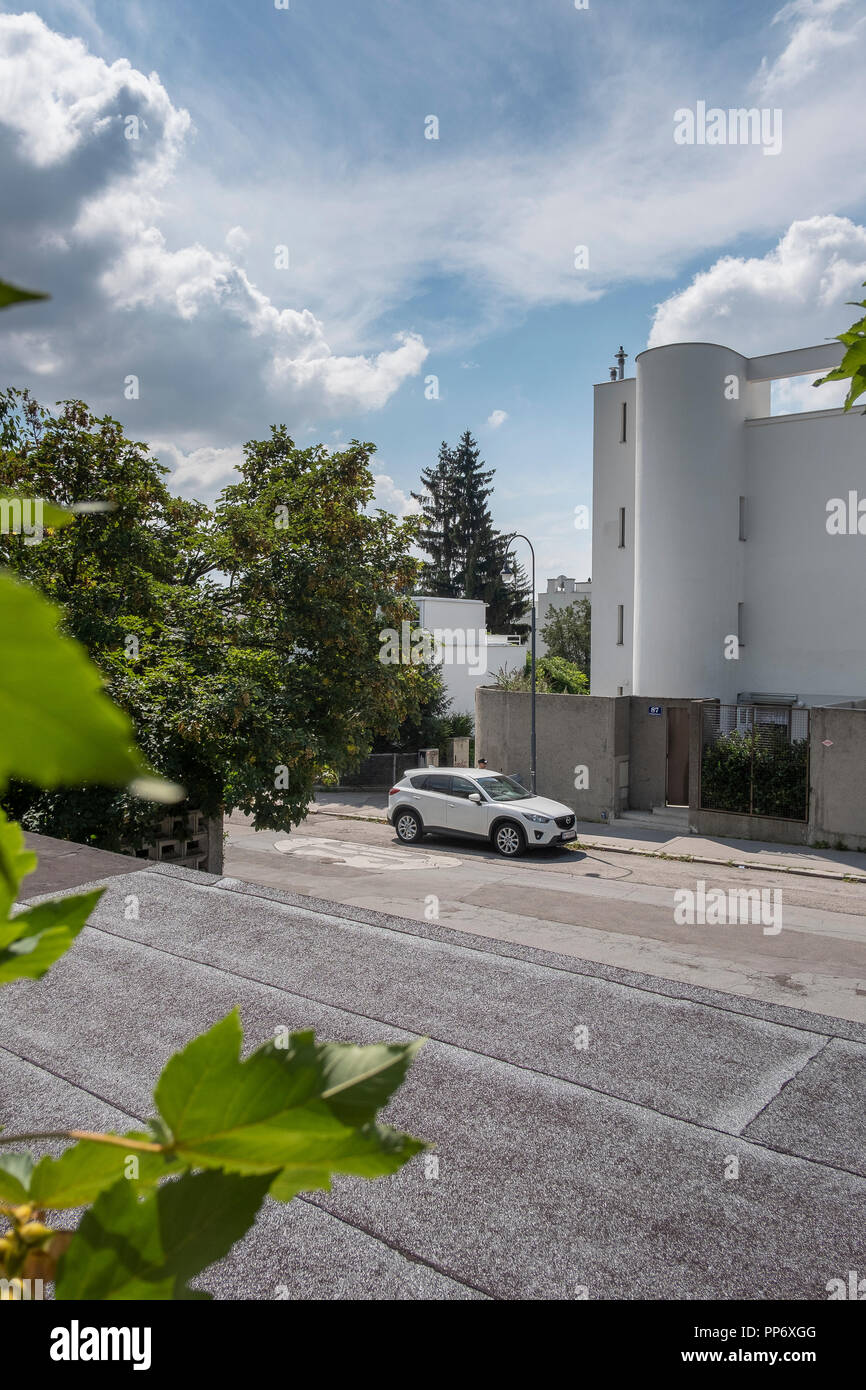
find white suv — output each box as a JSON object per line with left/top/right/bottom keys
{"left": 388, "top": 767, "right": 578, "bottom": 857}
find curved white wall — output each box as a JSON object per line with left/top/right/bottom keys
{"left": 633, "top": 344, "right": 747, "bottom": 698}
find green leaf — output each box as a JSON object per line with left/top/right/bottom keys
{"left": 29, "top": 1136, "right": 184, "bottom": 1210}
{"left": 0, "top": 570, "right": 144, "bottom": 787}
{"left": 152, "top": 1011, "right": 425, "bottom": 1197}
{"left": 0, "top": 280, "right": 48, "bottom": 310}
{"left": 55, "top": 1170, "right": 272, "bottom": 1300}
{"left": 0, "top": 887, "right": 103, "bottom": 985}
{"left": 0, "top": 809, "right": 37, "bottom": 921}
{"left": 0, "top": 1151, "right": 34, "bottom": 1202}
{"left": 266, "top": 1032, "right": 425, "bottom": 1127}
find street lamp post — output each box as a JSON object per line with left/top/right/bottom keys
{"left": 502, "top": 534, "right": 537, "bottom": 795}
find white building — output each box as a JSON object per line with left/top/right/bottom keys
{"left": 590, "top": 339, "right": 861, "bottom": 704}
{"left": 536, "top": 576, "right": 591, "bottom": 656}
{"left": 413, "top": 595, "right": 527, "bottom": 714}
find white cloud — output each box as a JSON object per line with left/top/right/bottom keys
{"left": 151, "top": 440, "right": 245, "bottom": 492}
{"left": 758, "top": 0, "right": 861, "bottom": 95}
{"left": 369, "top": 473, "right": 421, "bottom": 518}
{"left": 181, "top": 0, "right": 866, "bottom": 347}
{"left": 771, "top": 371, "right": 847, "bottom": 413}
{"left": 225, "top": 225, "right": 250, "bottom": 258}
{"left": 648, "top": 215, "right": 866, "bottom": 354}
{"left": 487, "top": 409, "right": 509, "bottom": 429}
{"left": 0, "top": 13, "right": 428, "bottom": 418}
{"left": 0, "top": 12, "right": 188, "bottom": 168}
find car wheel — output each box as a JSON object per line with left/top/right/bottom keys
{"left": 493, "top": 821, "right": 525, "bottom": 857}
{"left": 395, "top": 809, "right": 423, "bottom": 845}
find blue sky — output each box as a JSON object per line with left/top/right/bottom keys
{"left": 0, "top": 0, "right": 864, "bottom": 584}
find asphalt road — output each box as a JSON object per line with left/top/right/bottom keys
{"left": 3, "top": 855, "right": 865, "bottom": 1301}
{"left": 225, "top": 808, "right": 866, "bottom": 1024}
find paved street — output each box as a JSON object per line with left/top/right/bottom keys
{"left": 225, "top": 798, "right": 866, "bottom": 1024}
{"left": 4, "top": 850, "right": 865, "bottom": 1300}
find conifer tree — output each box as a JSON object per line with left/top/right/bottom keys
{"left": 412, "top": 430, "right": 530, "bottom": 632}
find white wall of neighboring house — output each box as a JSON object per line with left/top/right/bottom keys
{"left": 591, "top": 339, "right": 860, "bottom": 704}
{"left": 414, "top": 595, "right": 527, "bottom": 713}
{"left": 536, "top": 576, "right": 591, "bottom": 656}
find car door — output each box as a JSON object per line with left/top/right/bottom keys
{"left": 445, "top": 775, "right": 488, "bottom": 836}
{"left": 414, "top": 773, "right": 450, "bottom": 829}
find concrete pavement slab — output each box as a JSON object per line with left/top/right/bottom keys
{"left": 0, "top": 1048, "right": 479, "bottom": 1301}
{"left": 4, "top": 857, "right": 863, "bottom": 1300}
{"left": 14, "top": 869, "right": 839, "bottom": 1135}
{"left": 742, "top": 1038, "right": 866, "bottom": 1178}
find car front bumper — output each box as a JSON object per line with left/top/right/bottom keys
{"left": 524, "top": 820, "right": 578, "bottom": 847}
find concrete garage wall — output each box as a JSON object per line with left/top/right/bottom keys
{"left": 475, "top": 688, "right": 624, "bottom": 820}
{"left": 809, "top": 707, "right": 866, "bottom": 848}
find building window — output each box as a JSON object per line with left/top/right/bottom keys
{"left": 618, "top": 506, "right": 626, "bottom": 548}
{"left": 620, "top": 402, "right": 627, "bottom": 443}
{"left": 616, "top": 604, "right": 624, "bottom": 645}
{"left": 737, "top": 602, "right": 746, "bottom": 648}
{"left": 739, "top": 496, "right": 747, "bottom": 541}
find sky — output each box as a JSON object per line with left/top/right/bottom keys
{"left": 0, "top": 0, "right": 863, "bottom": 587}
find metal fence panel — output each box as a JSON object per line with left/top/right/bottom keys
{"left": 700, "top": 703, "right": 810, "bottom": 820}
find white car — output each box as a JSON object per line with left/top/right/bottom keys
{"left": 388, "top": 767, "right": 578, "bottom": 858}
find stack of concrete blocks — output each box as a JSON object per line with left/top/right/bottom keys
{"left": 126, "top": 808, "right": 224, "bottom": 875}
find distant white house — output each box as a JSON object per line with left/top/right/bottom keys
{"left": 536, "top": 576, "right": 591, "bottom": 656}
{"left": 414, "top": 595, "right": 527, "bottom": 713}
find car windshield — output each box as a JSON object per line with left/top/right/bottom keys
{"left": 476, "top": 774, "right": 529, "bottom": 802}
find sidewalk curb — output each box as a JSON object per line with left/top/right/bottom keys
{"left": 572, "top": 837, "right": 866, "bottom": 884}
{"left": 308, "top": 807, "right": 866, "bottom": 884}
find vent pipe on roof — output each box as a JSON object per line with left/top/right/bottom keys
{"left": 615, "top": 345, "right": 628, "bottom": 380}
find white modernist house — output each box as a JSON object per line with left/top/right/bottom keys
{"left": 590, "top": 339, "right": 861, "bottom": 705}
{"left": 536, "top": 576, "right": 591, "bottom": 656}
{"left": 414, "top": 595, "right": 527, "bottom": 713}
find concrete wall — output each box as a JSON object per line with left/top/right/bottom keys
{"left": 475, "top": 687, "right": 624, "bottom": 820}
{"left": 478, "top": 686, "right": 866, "bottom": 846}
{"left": 591, "top": 378, "right": 635, "bottom": 696}
{"left": 809, "top": 706, "right": 866, "bottom": 847}
{"left": 740, "top": 407, "right": 865, "bottom": 703}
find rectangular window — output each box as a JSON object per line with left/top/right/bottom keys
{"left": 618, "top": 506, "right": 626, "bottom": 548}
{"left": 737, "top": 602, "right": 745, "bottom": 647}
{"left": 616, "top": 604, "right": 624, "bottom": 645}
{"left": 620, "top": 402, "right": 627, "bottom": 443}
{"left": 739, "top": 496, "right": 747, "bottom": 541}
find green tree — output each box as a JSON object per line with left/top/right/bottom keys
{"left": 410, "top": 439, "right": 461, "bottom": 595}
{"left": 412, "top": 430, "right": 530, "bottom": 630}
{"left": 0, "top": 395, "right": 431, "bottom": 842}
{"left": 540, "top": 597, "right": 591, "bottom": 677}
{"left": 0, "top": 279, "right": 424, "bottom": 1303}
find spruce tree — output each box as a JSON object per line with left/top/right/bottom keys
{"left": 411, "top": 440, "right": 460, "bottom": 595}
{"left": 412, "top": 430, "right": 531, "bottom": 632}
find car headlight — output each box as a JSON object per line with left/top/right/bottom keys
{"left": 523, "top": 812, "right": 551, "bottom": 824}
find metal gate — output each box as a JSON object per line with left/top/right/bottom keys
{"left": 699, "top": 703, "right": 810, "bottom": 821}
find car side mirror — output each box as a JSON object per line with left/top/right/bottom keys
{"left": 468, "top": 792, "right": 482, "bottom": 804}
